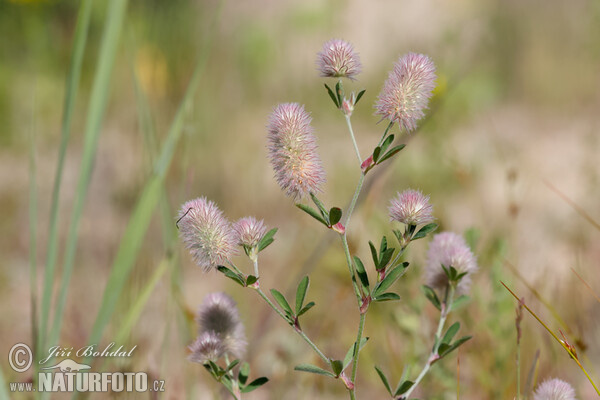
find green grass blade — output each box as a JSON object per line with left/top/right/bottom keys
{"left": 48, "top": 0, "right": 129, "bottom": 348}
{"left": 28, "top": 97, "right": 39, "bottom": 381}
{"left": 39, "top": 0, "right": 93, "bottom": 357}
{"left": 0, "top": 367, "right": 10, "bottom": 400}
{"left": 85, "top": 2, "right": 221, "bottom": 354}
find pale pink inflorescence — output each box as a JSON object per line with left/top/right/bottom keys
{"left": 389, "top": 189, "right": 434, "bottom": 226}
{"left": 316, "top": 39, "right": 362, "bottom": 80}
{"left": 267, "top": 103, "right": 326, "bottom": 200}
{"left": 375, "top": 52, "right": 436, "bottom": 132}
{"left": 233, "top": 217, "right": 267, "bottom": 248}
{"left": 188, "top": 331, "right": 225, "bottom": 364}
{"left": 533, "top": 379, "right": 577, "bottom": 400}
{"left": 425, "top": 232, "right": 477, "bottom": 294}
{"left": 197, "top": 292, "right": 247, "bottom": 359}
{"left": 177, "top": 197, "right": 237, "bottom": 271}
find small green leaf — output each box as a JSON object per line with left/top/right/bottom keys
{"left": 421, "top": 285, "right": 441, "bottom": 311}
{"left": 374, "top": 366, "right": 392, "bottom": 395}
{"left": 324, "top": 83, "right": 340, "bottom": 108}
{"left": 355, "top": 89, "right": 366, "bottom": 105}
{"left": 330, "top": 359, "right": 343, "bottom": 376}
{"left": 258, "top": 228, "right": 278, "bottom": 252}
{"left": 329, "top": 207, "right": 342, "bottom": 226}
{"left": 394, "top": 380, "right": 414, "bottom": 396}
{"left": 294, "top": 363, "right": 335, "bottom": 377}
{"left": 411, "top": 223, "right": 438, "bottom": 241}
{"left": 216, "top": 266, "right": 245, "bottom": 286}
{"left": 310, "top": 193, "right": 329, "bottom": 221}
{"left": 297, "top": 301, "right": 315, "bottom": 316}
{"left": 368, "top": 241, "right": 379, "bottom": 268}
{"left": 441, "top": 322, "right": 460, "bottom": 345}
{"left": 270, "top": 289, "right": 293, "bottom": 317}
{"left": 452, "top": 295, "right": 470, "bottom": 310}
{"left": 372, "top": 146, "right": 382, "bottom": 163}
{"left": 378, "top": 248, "right": 395, "bottom": 270}
{"left": 373, "top": 262, "right": 409, "bottom": 297}
{"left": 353, "top": 256, "right": 370, "bottom": 291}
{"left": 238, "top": 362, "right": 250, "bottom": 385}
{"left": 295, "top": 276, "right": 309, "bottom": 315}
{"left": 343, "top": 337, "right": 368, "bottom": 370}
{"left": 377, "top": 144, "right": 406, "bottom": 164}
{"left": 220, "top": 374, "right": 233, "bottom": 391}
{"left": 379, "top": 236, "right": 388, "bottom": 255}
{"left": 246, "top": 275, "right": 258, "bottom": 286}
{"left": 335, "top": 81, "right": 343, "bottom": 106}
{"left": 379, "top": 134, "right": 395, "bottom": 155}
{"left": 296, "top": 203, "right": 328, "bottom": 226}
{"left": 439, "top": 336, "right": 472, "bottom": 358}
{"left": 241, "top": 377, "right": 269, "bottom": 393}
{"left": 373, "top": 292, "right": 401, "bottom": 302}
{"left": 225, "top": 359, "right": 240, "bottom": 373}
{"left": 392, "top": 229, "right": 403, "bottom": 245}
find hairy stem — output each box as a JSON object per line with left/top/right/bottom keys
{"left": 403, "top": 284, "right": 455, "bottom": 399}
{"left": 349, "top": 313, "right": 366, "bottom": 399}
{"left": 345, "top": 173, "right": 365, "bottom": 228}
{"left": 345, "top": 115, "right": 362, "bottom": 163}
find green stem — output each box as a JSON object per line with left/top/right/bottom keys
{"left": 349, "top": 313, "right": 366, "bottom": 399}
{"left": 252, "top": 258, "right": 259, "bottom": 278}
{"left": 403, "top": 284, "right": 456, "bottom": 399}
{"left": 344, "top": 173, "right": 365, "bottom": 228}
{"left": 345, "top": 115, "right": 362, "bottom": 163}
{"left": 341, "top": 234, "right": 362, "bottom": 304}
{"left": 377, "top": 121, "right": 395, "bottom": 146}
{"left": 254, "top": 287, "right": 329, "bottom": 363}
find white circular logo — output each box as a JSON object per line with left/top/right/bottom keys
{"left": 9, "top": 343, "right": 32, "bottom": 373}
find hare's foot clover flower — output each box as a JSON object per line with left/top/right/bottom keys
{"left": 233, "top": 217, "right": 267, "bottom": 249}
{"left": 267, "top": 103, "right": 326, "bottom": 200}
{"left": 197, "top": 292, "right": 247, "bottom": 359}
{"left": 375, "top": 52, "right": 436, "bottom": 132}
{"left": 425, "top": 232, "right": 477, "bottom": 294}
{"left": 316, "top": 39, "right": 362, "bottom": 80}
{"left": 389, "top": 189, "right": 434, "bottom": 226}
{"left": 188, "top": 331, "right": 225, "bottom": 364}
{"left": 177, "top": 197, "right": 237, "bottom": 272}
{"left": 533, "top": 379, "right": 577, "bottom": 400}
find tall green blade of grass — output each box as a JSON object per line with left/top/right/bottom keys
{"left": 48, "top": 0, "right": 129, "bottom": 348}
{"left": 0, "top": 367, "right": 10, "bottom": 400}
{"left": 28, "top": 96, "right": 38, "bottom": 375}
{"left": 85, "top": 2, "right": 221, "bottom": 357}
{"left": 39, "top": 0, "right": 93, "bottom": 357}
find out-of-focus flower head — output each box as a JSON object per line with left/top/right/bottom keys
{"left": 389, "top": 189, "right": 434, "bottom": 226}
{"left": 425, "top": 232, "right": 477, "bottom": 294}
{"left": 197, "top": 292, "right": 247, "bottom": 359}
{"left": 267, "top": 103, "right": 326, "bottom": 200}
{"left": 188, "top": 331, "right": 225, "bottom": 364}
{"left": 316, "top": 39, "right": 362, "bottom": 80}
{"left": 177, "top": 197, "right": 237, "bottom": 272}
{"left": 233, "top": 217, "right": 267, "bottom": 249}
{"left": 375, "top": 52, "right": 436, "bottom": 132}
{"left": 533, "top": 378, "right": 577, "bottom": 400}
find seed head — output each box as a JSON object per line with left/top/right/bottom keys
{"left": 188, "top": 331, "right": 225, "bottom": 364}
{"left": 233, "top": 217, "right": 267, "bottom": 249}
{"left": 177, "top": 197, "right": 237, "bottom": 271}
{"left": 389, "top": 189, "right": 434, "bottom": 226}
{"left": 267, "top": 103, "right": 326, "bottom": 200}
{"left": 425, "top": 232, "right": 477, "bottom": 294}
{"left": 375, "top": 52, "right": 436, "bottom": 132}
{"left": 533, "top": 379, "right": 577, "bottom": 400}
{"left": 197, "top": 292, "right": 247, "bottom": 359}
{"left": 316, "top": 39, "right": 362, "bottom": 80}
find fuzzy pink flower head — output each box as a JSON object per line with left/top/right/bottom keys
{"left": 375, "top": 52, "right": 436, "bottom": 132}
{"left": 188, "top": 331, "right": 225, "bottom": 364}
{"left": 267, "top": 103, "right": 326, "bottom": 200}
{"left": 425, "top": 232, "right": 477, "bottom": 295}
{"left": 316, "top": 39, "right": 362, "bottom": 79}
{"left": 389, "top": 189, "right": 434, "bottom": 226}
{"left": 233, "top": 217, "right": 267, "bottom": 249}
{"left": 197, "top": 292, "right": 247, "bottom": 359}
{"left": 533, "top": 379, "right": 577, "bottom": 400}
{"left": 177, "top": 197, "right": 237, "bottom": 271}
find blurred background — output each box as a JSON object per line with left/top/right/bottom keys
{"left": 1, "top": 0, "right": 600, "bottom": 398}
